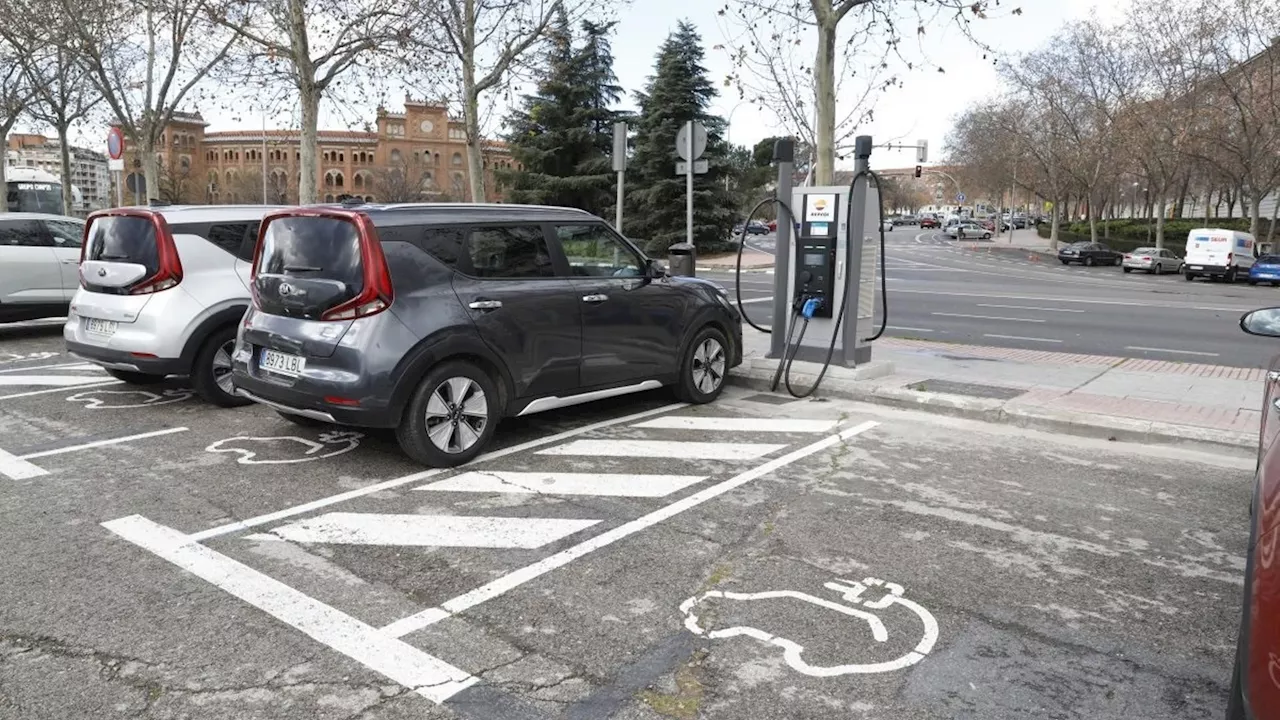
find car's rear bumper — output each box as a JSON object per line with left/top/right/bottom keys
{"left": 1184, "top": 264, "right": 1234, "bottom": 276}
{"left": 67, "top": 341, "right": 187, "bottom": 376}
{"left": 231, "top": 370, "right": 398, "bottom": 427}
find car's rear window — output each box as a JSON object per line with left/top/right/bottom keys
{"left": 84, "top": 216, "right": 159, "bottom": 276}
{"left": 1259, "top": 255, "right": 1280, "bottom": 264}
{"left": 1131, "top": 247, "right": 1156, "bottom": 254}
{"left": 256, "top": 216, "right": 364, "bottom": 292}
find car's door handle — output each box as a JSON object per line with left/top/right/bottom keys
{"left": 468, "top": 300, "right": 503, "bottom": 310}
{"left": 582, "top": 294, "right": 609, "bottom": 303}
{"left": 61, "top": 259, "right": 79, "bottom": 264}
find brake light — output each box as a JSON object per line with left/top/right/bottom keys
{"left": 1141, "top": 256, "right": 1151, "bottom": 261}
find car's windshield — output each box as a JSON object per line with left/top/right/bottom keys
{"left": 6, "top": 182, "right": 62, "bottom": 212}
{"left": 1259, "top": 255, "right": 1280, "bottom": 264}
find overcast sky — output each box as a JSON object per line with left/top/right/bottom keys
{"left": 41, "top": 0, "right": 1128, "bottom": 168}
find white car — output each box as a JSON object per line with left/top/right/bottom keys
{"left": 65, "top": 205, "right": 287, "bottom": 406}
{"left": 0, "top": 213, "right": 85, "bottom": 322}
{"left": 945, "top": 222, "right": 992, "bottom": 240}
{"left": 881, "top": 219, "right": 894, "bottom": 232}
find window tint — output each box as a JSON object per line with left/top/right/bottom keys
{"left": 205, "top": 223, "right": 251, "bottom": 258}
{"left": 466, "top": 225, "right": 554, "bottom": 279}
{"left": 1260, "top": 255, "right": 1280, "bottom": 264}
{"left": 0, "top": 219, "right": 50, "bottom": 247}
{"left": 256, "top": 217, "right": 364, "bottom": 291}
{"left": 85, "top": 216, "right": 159, "bottom": 274}
{"left": 557, "top": 224, "right": 642, "bottom": 277}
{"left": 418, "top": 227, "right": 466, "bottom": 269}
{"left": 43, "top": 220, "right": 84, "bottom": 248}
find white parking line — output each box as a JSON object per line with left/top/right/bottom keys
{"left": 931, "top": 312, "right": 1046, "bottom": 323}
{"left": 737, "top": 297, "right": 774, "bottom": 305}
{"left": 632, "top": 417, "right": 838, "bottom": 433}
{"left": 1124, "top": 346, "right": 1221, "bottom": 357}
{"left": 102, "top": 516, "right": 479, "bottom": 704}
{"left": 247, "top": 512, "right": 601, "bottom": 549}
{"left": 187, "top": 402, "right": 687, "bottom": 542}
{"left": 379, "top": 420, "right": 880, "bottom": 639}
{"left": 418, "top": 471, "right": 709, "bottom": 497}
{"left": 0, "top": 448, "right": 48, "bottom": 479}
{"left": 976, "top": 304, "right": 1085, "bottom": 313}
{"left": 538, "top": 439, "right": 786, "bottom": 460}
{"left": 19, "top": 427, "right": 189, "bottom": 460}
{"left": 0, "top": 361, "right": 96, "bottom": 374}
{"left": 0, "top": 380, "right": 122, "bottom": 401}
{"left": 983, "top": 334, "right": 1063, "bottom": 344}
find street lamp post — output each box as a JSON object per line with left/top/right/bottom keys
{"left": 722, "top": 100, "right": 751, "bottom": 193}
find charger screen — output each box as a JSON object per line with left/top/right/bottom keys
{"left": 803, "top": 253, "right": 825, "bottom": 265}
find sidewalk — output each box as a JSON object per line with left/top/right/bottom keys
{"left": 698, "top": 250, "right": 775, "bottom": 271}
{"left": 730, "top": 330, "right": 1263, "bottom": 451}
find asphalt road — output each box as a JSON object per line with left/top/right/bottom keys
{"left": 0, "top": 326, "right": 1252, "bottom": 719}
{"left": 714, "top": 227, "right": 1280, "bottom": 368}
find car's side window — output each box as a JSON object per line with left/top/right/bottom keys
{"left": 466, "top": 225, "right": 555, "bottom": 279}
{"left": 416, "top": 226, "right": 467, "bottom": 269}
{"left": 556, "top": 224, "right": 644, "bottom": 278}
{"left": 43, "top": 220, "right": 84, "bottom": 248}
{"left": 205, "top": 223, "right": 252, "bottom": 258}
{"left": 0, "top": 219, "right": 51, "bottom": 247}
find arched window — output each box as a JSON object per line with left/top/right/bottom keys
{"left": 452, "top": 152, "right": 463, "bottom": 166}
{"left": 353, "top": 174, "right": 364, "bottom": 189}
{"left": 390, "top": 149, "right": 402, "bottom": 164}
{"left": 324, "top": 194, "right": 334, "bottom": 202}
{"left": 364, "top": 195, "right": 373, "bottom": 202}
{"left": 433, "top": 153, "right": 440, "bottom": 166}
{"left": 334, "top": 172, "right": 344, "bottom": 188}
{"left": 324, "top": 172, "right": 334, "bottom": 188}
{"left": 338, "top": 152, "right": 344, "bottom": 162}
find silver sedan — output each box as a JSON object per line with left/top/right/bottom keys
{"left": 1122, "top": 247, "right": 1183, "bottom": 274}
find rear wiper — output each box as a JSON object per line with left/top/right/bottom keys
{"left": 283, "top": 265, "right": 323, "bottom": 272}
{"left": 100, "top": 253, "right": 130, "bottom": 260}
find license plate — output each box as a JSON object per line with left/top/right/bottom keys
{"left": 84, "top": 318, "right": 117, "bottom": 336}
{"left": 1190, "top": 265, "right": 1203, "bottom": 270}
{"left": 260, "top": 348, "right": 306, "bottom": 377}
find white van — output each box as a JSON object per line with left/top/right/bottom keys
{"left": 1183, "top": 228, "right": 1258, "bottom": 282}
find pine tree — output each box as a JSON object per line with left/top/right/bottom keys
{"left": 624, "top": 21, "right": 739, "bottom": 256}
{"left": 498, "top": 17, "right": 623, "bottom": 218}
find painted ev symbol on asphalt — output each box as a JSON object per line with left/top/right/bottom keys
{"left": 205, "top": 431, "right": 364, "bottom": 465}
{"left": 66, "top": 388, "right": 195, "bottom": 409}
{"left": 680, "top": 577, "right": 939, "bottom": 677}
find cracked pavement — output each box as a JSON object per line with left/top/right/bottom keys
{"left": 0, "top": 326, "right": 1253, "bottom": 718}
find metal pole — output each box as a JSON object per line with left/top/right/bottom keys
{"left": 769, "top": 139, "right": 795, "bottom": 360}
{"left": 842, "top": 135, "right": 872, "bottom": 368}
{"left": 115, "top": 170, "right": 122, "bottom": 207}
{"left": 616, "top": 170, "right": 624, "bottom": 230}
{"left": 686, "top": 121, "right": 694, "bottom": 247}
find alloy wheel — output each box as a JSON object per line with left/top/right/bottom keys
{"left": 423, "top": 377, "right": 489, "bottom": 454}
{"left": 212, "top": 340, "right": 236, "bottom": 395}
{"left": 692, "top": 338, "right": 726, "bottom": 395}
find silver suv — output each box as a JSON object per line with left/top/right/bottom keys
{"left": 65, "top": 205, "right": 287, "bottom": 406}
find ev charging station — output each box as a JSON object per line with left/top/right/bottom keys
{"left": 765, "top": 136, "right": 883, "bottom": 373}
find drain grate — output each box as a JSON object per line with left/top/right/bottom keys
{"left": 908, "top": 379, "right": 1026, "bottom": 400}
{"left": 742, "top": 393, "right": 799, "bottom": 405}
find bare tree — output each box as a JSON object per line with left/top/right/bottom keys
{"left": 0, "top": 4, "right": 103, "bottom": 215}
{"left": 54, "top": 0, "right": 238, "bottom": 203}
{"left": 409, "top": 0, "right": 615, "bottom": 203}
{"left": 717, "top": 0, "right": 1012, "bottom": 185}
{"left": 159, "top": 155, "right": 196, "bottom": 203}
{"left": 0, "top": 39, "right": 36, "bottom": 214}
{"left": 210, "top": 0, "right": 409, "bottom": 204}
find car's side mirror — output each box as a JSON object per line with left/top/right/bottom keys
{"left": 648, "top": 258, "right": 668, "bottom": 277}
{"left": 1241, "top": 307, "right": 1280, "bottom": 337}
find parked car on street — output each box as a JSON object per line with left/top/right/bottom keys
{"left": 733, "top": 221, "right": 769, "bottom": 236}
{"left": 945, "top": 223, "right": 992, "bottom": 240}
{"left": 920, "top": 217, "right": 940, "bottom": 229}
{"left": 1227, "top": 305, "right": 1280, "bottom": 719}
{"left": 229, "top": 203, "right": 744, "bottom": 467}
{"left": 1184, "top": 228, "right": 1257, "bottom": 282}
{"left": 1058, "top": 241, "right": 1122, "bottom": 266}
{"left": 1122, "top": 247, "right": 1183, "bottom": 274}
{"left": 65, "top": 205, "right": 287, "bottom": 406}
{"left": 1250, "top": 255, "right": 1280, "bottom": 286}
{"left": 0, "top": 213, "right": 85, "bottom": 323}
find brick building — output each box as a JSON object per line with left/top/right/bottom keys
{"left": 126, "top": 98, "right": 518, "bottom": 205}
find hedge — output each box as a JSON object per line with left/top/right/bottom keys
{"left": 1036, "top": 218, "right": 1277, "bottom": 253}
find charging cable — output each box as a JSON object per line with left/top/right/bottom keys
{"left": 734, "top": 197, "right": 798, "bottom": 334}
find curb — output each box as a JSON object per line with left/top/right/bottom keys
{"left": 727, "top": 369, "right": 1254, "bottom": 453}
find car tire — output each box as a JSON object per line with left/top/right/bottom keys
{"left": 1185, "top": 272, "right": 1195, "bottom": 281}
{"left": 396, "top": 360, "right": 499, "bottom": 468}
{"left": 1123, "top": 267, "right": 1132, "bottom": 273}
{"left": 1085, "top": 256, "right": 1095, "bottom": 267}
{"left": 1228, "top": 266, "right": 1239, "bottom": 283}
{"left": 105, "top": 369, "right": 167, "bottom": 385}
{"left": 1060, "top": 259, "right": 1070, "bottom": 265}
{"left": 1152, "top": 263, "right": 1162, "bottom": 274}
{"left": 675, "top": 325, "right": 730, "bottom": 404}
{"left": 1249, "top": 279, "right": 1258, "bottom": 286}
{"left": 276, "top": 410, "right": 329, "bottom": 427}
{"left": 982, "top": 233, "right": 991, "bottom": 240}
{"left": 191, "top": 325, "right": 252, "bottom": 407}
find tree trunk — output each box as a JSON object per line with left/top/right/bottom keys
{"left": 1049, "top": 196, "right": 1061, "bottom": 249}
{"left": 1227, "top": 186, "right": 1238, "bottom": 218}
{"left": 1250, "top": 193, "right": 1262, "bottom": 237}
{"left": 464, "top": 85, "right": 485, "bottom": 203}
{"left": 1268, "top": 197, "right": 1278, "bottom": 245}
{"left": 0, "top": 120, "right": 13, "bottom": 214}
{"left": 299, "top": 83, "right": 320, "bottom": 204}
{"left": 57, "top": 120, "right": 75, "bottom": 215}
{"left": 1155, "top": 195, "right": 1167, "bottom": 249}
{"left": 1087, "top": 195, "right": 1098, "bottom": 242}
{"left": 141, "top": 138, "right": 159, "bottom": 205}
{"left": 812, "top": 15, "right": 837, "bottom": 186}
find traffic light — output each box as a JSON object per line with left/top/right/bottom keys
{"left": 914, "top": 165, "right": 922, "bottom": 178}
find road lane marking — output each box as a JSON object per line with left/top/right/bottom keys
{"left": 931, "top": 313, "right": 1046, "bottom": 323}
{"left": 188, "top": 402, "right": 687, "bottom": 542}
{"left": 246, "top": 513, "right": 601, "bottom": 549}
{"left": 1124, "top": 346, "right": 1221, "bottom": 357}
{"left": 417, "top": 471, "right": 709, "bottom": 497}
{"left": 976, "top": 304, "right": 1085, "bottom": 313}
{"left": 102, "top": 515, "right": 478, "bottom": 703}
{"left": 0, "top": 448, "right": 48, "bottom": 479}
{"left": 632, "top": 417, "right": 838, "bottom": 433}
{"left": 737, "top": 297, "right": 774, "bottom": 304}
{"left": 379, "top": 420, "right": 880, "bottom": 639}
{"left": 892, "top": 288, "right": 1254, "bottom": 313}
{"left": 538, "top": 439, "right": 787, "bottom": 460}
{"left": 983, "top": 334, "right": 1062, "bottom": 343}
{"left": 0, "top": 380, "right": 123, "bottom": 401}
{"left": 886, "top": 326, "right": 936, "bottom": 333}
{"left": 19, "top": 427, "right": 189, "bottom": 460}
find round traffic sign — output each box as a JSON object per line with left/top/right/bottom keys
{"left": 107, "top": 127, "right": 125, "bottom": 160}
{"left": 955, "top": 193, "right": 966, "bottom": 203}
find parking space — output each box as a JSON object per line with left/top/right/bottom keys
{"left": 0, "top": 313, "right": 1251, "bottom": 719}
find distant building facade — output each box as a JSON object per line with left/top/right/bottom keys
{"left": 123, "top": 99, "right": 518, "bottom": 206}
{"left": 5, "top": 133, "right": 111, "bottom": 211}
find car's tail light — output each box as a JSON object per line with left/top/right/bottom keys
{"left": 1141, "top": 256, "right": 1151, "bottom": 261}
{"left": 1124, "top": 254, "right": 1131, "bottom": 259}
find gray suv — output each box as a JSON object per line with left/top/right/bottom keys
{"left": 229, "top": 203, "right": 743, "bottom": 467}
